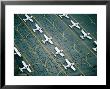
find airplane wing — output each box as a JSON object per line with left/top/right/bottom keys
{"left": 60, "top": 53, "right": 65, "bottom": 57}
{"left": 55, "top": 47, "right": 59, "bottom": 52}
{"left": 17, "top": 52, "right": 21, "bottom": 57}
{"left": 71, "top": 65, "right": 76, "bottom": 71}
{"left": 29, "top": 18, "right": 33, "bottom": 22}
{"left": 65, "top": 59, "right": 71, "bottom": 65}
{"left": 14, "top": 47, "right": 21, "bottom": 57}
{"left": 22, "top": 61, "right": 27, "bottom": 67}
{"left": 76, "top": 23, "right": 80, "bottom": 29}
{"left": 44, "top": 34, "right": 48, "bottom": 40}
{"left": 48, "top": 40, "right": 53, "bottom": 44}
{"left": 35, "top": 23, "right": 39, "bottom": 28}
{"left": 87, "top": 36, "right": 92, "bottom": 39}
{"left": 71, "top": 20, "right": 75, "bottom": 24}
{"left": 81, "top": 29, "right": 85, "bottom": 35}
{"left": 27, "top": 66, "right": 32, "bottom": 72}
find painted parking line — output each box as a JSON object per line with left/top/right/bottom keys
{"left": 55, "top": 15, "right": 97, "bottom": 57}
{"left": 14, "top": 43, "right": 34, "bottom": 72}
{"left": 16, "top": 30, "right": 54, "bottom": 75}
{"left": 17, "top": 15, "right": 68, "bottom": 76}
{"left": 31, "top": 15, "right": 86, "bottom": 76}
{"left": 38, "top": 15, "right": 94, "bottom": 69}
{"left": 69, "top": 15, "right": 97, "bottom": 40}
{"left": 15, "top": 29, "right": 56, "bottom": 76}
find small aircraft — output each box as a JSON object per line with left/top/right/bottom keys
{"left": 42, "top": 34, "right": 53, "bottom": 44}
{"left": 92, "top": 41, "right": 97, "bottom": 51}
{"left": 59, "top": 14, "right": 69, "bottom": 18}
{"left": 69, "top": 20, "right": 80, "bottom": 29}
{"left": 14, "top": 47, "right": 21, "bottom": 57}
{"left": 54, "top": 47, "right": 65, "bottom": 57}
{"left": 63, "top": 59, "right": 76, "bottom": 71}
{"left": 19, "top": 61, "right": 32, "bottom": 73}
{"left": 23, "top": 14, "right": 33, "bottom": 22}
{"left": 80, "top": 29, "right": 92, "bottom": 40}
{"left": 33, "top": 23, "right": 43, "bottom": 33}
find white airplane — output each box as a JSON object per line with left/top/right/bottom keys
{"left": 42, "top": 34, "right": 53, "bottom": 44}
{"left": 80, "top": 29, "right": 92, "bottom": 40}
{"left": 59, "top": 14, "right": 69, "bottom": 18}
{"left": 19, "top": 61, "right": 32, "bottom": 73}
{"left": 54, "top": 47, "right": 65, "bottom": 57}
{"left": 92, "top": 41, "right": 97, "bottom": 51}
{"left": 63, "top": 59, "right": 76, "bottom": 71}
{"left": 33, "top": 23, "right": 43, "bottom": 33}
{"left": 23, "top": 14, "right": 33, "bottom": 22}
{"left": 69, "top": 20, "right": 80, "bottom": 29}
{"left": 14, "top": 47, "right": 21, "bottom": 57}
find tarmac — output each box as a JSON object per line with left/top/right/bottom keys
{"left": 14, "top": 14, "right": 97, "bottom": 76}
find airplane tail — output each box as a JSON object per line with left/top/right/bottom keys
{"left": 80, "top": 35, "right": 84, "bottom": 39}
{"left": 23, "top": 19, "right": 26, "bottom": 22}
{"left": 63, "top": 65, "right": 67, "bottom": 69}
{"left": 69, "top": 25, "right": 73, "bottom": 28}
{"left": 19, "top": 67, "right": 23, "bottom": 72}
{"left": 33, "top": 29, "right": 36, "bottom": 32}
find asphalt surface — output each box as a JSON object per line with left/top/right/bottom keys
{"left": 14, "top": 14, "right": 97, "bottom": 76}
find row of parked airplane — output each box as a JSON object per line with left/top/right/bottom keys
{"left": 58, "top": 14, "right": 97, "bottom": 52}
{"left": 15, "top": 14, "right": 97, "bottom": 74}
{"left": 14, "top": 47, "right": 32, "bottom": 73}
{"left": 22, "top": 14, "right": 76, "bottom": 71}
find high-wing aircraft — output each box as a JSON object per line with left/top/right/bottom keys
{"left": 92, "top": 41, "right": 97, "bottom": 51}
{"left": 14, "top": 47, "right": 21, "bottom": 57}
{"left": 63, "top": 59, "right": 76, "bottom": 71}
{"left": 19, "top": 61, "right": 32, "bottom": 73}
{"left": 69, "top": 20, "right": 80, "bottom": 29}
{"left": 59, "top": 14, "right": 69, "bottom": 18}
{"left": 54, "top": 47, "right": 65, "bottom": 57}
{"left": 23, "top": 14, "right": 33, "bottom": 22}
{"left": 80, "top": 29, "right": 92, "bottom": 40}
{"left": 33, "top": 23, "right": 43, "bottom": 33}
{"left": 42, "top": 34, "right": 53, "bottom": 44}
